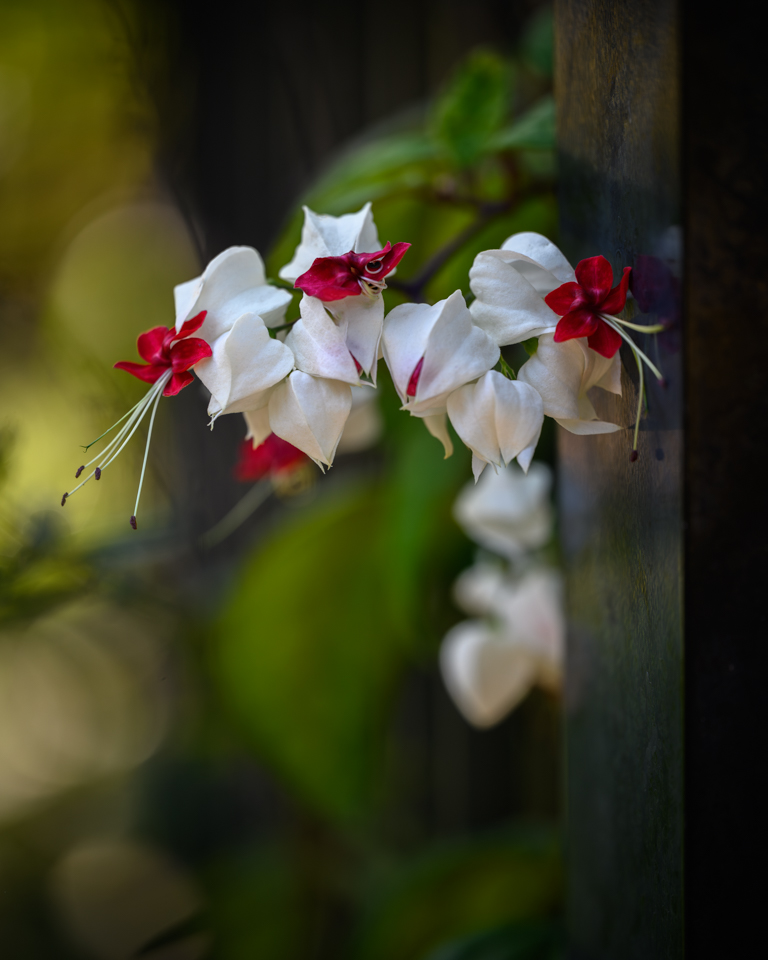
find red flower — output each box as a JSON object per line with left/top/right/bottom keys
{"left": 294, "top": 242, "right": 411, "bottom": 302}
{"left": 234, "top": 434, "right": 308, "bottom": 482}
{"left": 114, "top": 311, "right": 212, "bottom": 396}
{"left": 544, "top": 257, "right": 631, "bottom": 358}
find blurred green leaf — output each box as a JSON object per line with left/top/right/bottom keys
{"left": 489, "top": 97, "right": 555, "bottom": 152}
{"left": 213, "top": 483, "right": 408, "bottom": 823}
{"left": 426, "top": 919, "right": 563, "bottom": 960}
{"left": 433, "top": 51, "right": 512, "bottom": 168}
{"left": 519, "top": 7, "right": 554, "bottom": 78}
{"left": 351, "top": 826, "right": 563, "bottom": 960}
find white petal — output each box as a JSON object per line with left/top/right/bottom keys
{"left": 468, "top": 250, "right": 561, "bottom": 346}
{"left": 243, "top": 406, "right": 272, "bottom": 447}
{"left": 499, "top": 232, "right": 575, "bottom": 290}
{"left": 268, "top": 371, "right": 352, "bottom": 468}
{"left": 327, "top": 294, "right": 384, "bottom": 381}
{"left": 471, "top": 454, "right": 489, "bottom": 482}
{"left": 588, "top": 348, "right": 622, "bottom": 395}
{"left": 174, "top": 277, "right": 203, "bottom": 326}
{"left": 285, "top": 295, "right": 361, "bottom": 385}
{"left": 516, "top": 334, "right": 584, "bottom": 420}
{"left": 176, "top": 246, "right": 292, "bottom": 342}
{"left": 453, "top": 562, "right": 507, "bottom": 616}
{"left": 278, "top": 203, "right": 381, "bottom": 282}
{"left": 423, "top": 412, "right": 454, "bottom": 458}
{"left": 196, "top": 314, "right": 294, "bottom": 417}
{"left": 383, "top": 292, "right": 498, "bottom": 412}
{"left": 555, "top": 417, "right": 623, "bottom": 435}
{"left": 447, "top": 373, "right": 544, "bottom": 473}
{"left": 453, "top": 461, "right": 553, "bottom": 558}
{"left": 440, "top": 621, "right": 540, "bottom": 728}
{"left": 492, "top": 569, "right": 565, "bottom": 672}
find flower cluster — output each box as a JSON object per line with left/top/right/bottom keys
{"left": 61, "top": 201, "right": 664, "bottom": 527}
{"left": 441, "top": 462, "right": 564, "bottom": 728}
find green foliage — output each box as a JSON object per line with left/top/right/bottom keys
{"left": 489, "top": 97, "right": 556, "bottom": 153}
{"left": 519, "top": 7, "right": 555, "bottom": 78}
{"left": 433, "top": 51, "right": 512, "bottom": 169}
{"left": 351, "top": 827, "right": 563, "bottom": 960}
{"left": 426, "top": 919, "right": 563, "bottom": 960}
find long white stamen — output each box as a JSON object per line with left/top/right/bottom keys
{"left": 81, "top": 393, "right": 152, "bottom": 453}
{"left": 601, "top": 313, "right": 665, "bottom": 335}
{"left": 63, "top": 374, "right": 170, "bottom": 501}
{"left": 601, "top": 317, "right": 664, "bottom": 381}
{"left": 631, "top": 345, "right": 645, "bottom": 457}
{"left": 131, "top": 375, "right": 167, "bottom": 527}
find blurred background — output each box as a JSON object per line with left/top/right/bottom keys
{"left": 0, "top": 1, "right": 563, "bottom": 957}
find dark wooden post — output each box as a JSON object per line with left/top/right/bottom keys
{"left": 556, "top": 2, "right": 767, "bottom": 956}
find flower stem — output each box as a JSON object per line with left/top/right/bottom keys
{"left": 199, "top": 479, "right": 273, "bottom": 548}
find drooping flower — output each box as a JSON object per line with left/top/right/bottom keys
{"left": 294, "top": 242, "right": 411, "bottom": 302}
{"left": 283, "top": 295, "right": 365, "bottom": 386}
{"left": 516, "top": 333, "right": 622, "bottom": 435}
{"left": 61, "top": 313, "right": 212, "bottom": 528}
{"left": 453, "top": 461, "right": 554, "bottom": 559}
{"left": 175, "top": 246, "right": 292, "bottom": 341}
{"left": 544, "top": 255, "right": 631, "bottom": 358}
{"left": 382, "top": 290, "right": 499, "bottom": 417}
{"left": 440, "top": 568, "right": 564, "bottom": 728}
{"left": 445, "top": 371, "right": 544, "bottom": 479}
{"left": 279, "top": 203, "right": 384, "bottom": 285}
{"left": 267, "top": 371, "right": 352, "bottom": 469}
{"left": 233, "top": 434, "right": 307, "bottom": 482}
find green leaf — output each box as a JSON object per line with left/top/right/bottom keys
{"left": 213, "top": 483, "right": 406, "bottom": 823}
{"left": 351, "top": 826, "right": 563, "bottom": 960}
{"left": 489, "top": 96, "right": 556, "bottom": 153}
{"left": 433, "top": 50, "right": 512, "bottom": 168}
{"left": 522, "top": 337, "right": 539, "bottom": 357}
{"left": 519, "top": 7, "right": 554, "bottom": 78}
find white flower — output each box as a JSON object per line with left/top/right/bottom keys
{"left": 517, "top": 333, "right": 622, "bottom": 434}
{"left": 278, "top": 203, "right": 382, "bottom": 284}
{"left": 284, "top": 294, "right": 365, "bottom": 386}
{"left": 196, "top": 313, "right": 294, "bottom": 421}
{"left": 453, "top": 461, "right": 553, "bottom": 559}
{"left": 325, "top": 294, "right": 384, "bottom": 382}
{"left": 468, "top": 232, "right": 575, "bottom": 346}
{"left": 174, "top": 246, "right": 292, "bottom": 342}
{"left": 440, "top": 568, "right": 564, "bottom": 727}
{"left": 446, "top": 372, "right": 544, "bottom": 480}
{"left": 382, "top": 290, "right": 499, "bottom": 417}
{"left": 267, "top": 371, "right": 352, "bottom": 469}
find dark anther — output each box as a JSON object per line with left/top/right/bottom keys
{"left": 94, "top": 467, "right": 101, "bottom": 480}
{"left": 630, "top": 450, "right": 639, "bottom": 462}
{"left": 61, "top": 493, "right": 68, "bottom": 506}
{"left": 130, "top": 515, "right": 137, "bottom": 530}
{"left": 75, "top": 465, "right": 84, "bottom": 478}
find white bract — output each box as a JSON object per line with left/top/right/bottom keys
{"left": 196, "top": 313, "right": 294, "bottom": 421}
{"left": 469, "top": 232, "right": 575, "bottom": 346}
{"left": 453, "top": 461, "right": 554, "bottom": 559}
{"left": 382, "top": 290, "right": 499, "bottom": 417}
{"left": 175, "top": 246, "right": 292, "bottom": 342}
{"left": 267, "top": 371, "right": 352, "bottom": 469}
{"left": 284, "top": 295, "right": 362, "bottom": 386}
{"left": 279, "top": 203, "right": 382, "bottom": 284}
{"left": 441, "top": 568, "right": 564, "bottom": 728}
{"left": 446, "top": 371, "right": 544, "bottom": 480}
{"left": 517, "top": 333, "right": 622, "bottom": 434}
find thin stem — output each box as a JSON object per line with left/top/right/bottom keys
{"left": 199, "top": 479, "right": 273, "bottom": 549}
{"left": 269, "top": 320, "right": 297, "bottom": 335}
{"left": 602, "top": 313, "right": 665, "bottom": 334}
{"left": 631, "top": 345, "right": 645, "bottom": 453}
{"left": 132, "top": 379, "right": 165, "bottom": 521}
{"left": 602, "top": 317, "right": 664, "bottom": 381}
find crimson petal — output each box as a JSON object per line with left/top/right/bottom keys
{"left": 544, "top": 281, "right": 588, "bottom": 316}
{"left": 163, "top": 370, "right": 195, "bottom": 396}
{"left": 374, "top": 241, "right": 411, "bottom": 277}
{"left": 600, "top": 266, "right": 632, "bottom": 314}
{"left": 114, "top": 360, "right": 168, "bottom": 384}
{"left": 137, "top": 326, "right": 172, "bottom": 364}
{"left": 574, "top": 256, "right": 614, "bottom": 303}
{"left": 553, "top": 308, "right": 599, "bottom": 343}
{"left": 587, "top": 319, "right": 623, "bottom": 358}
{"left": 295, "top": 257, "right": 361, "bottom": 301}
{"left": 174, "top": 310, "right": 208, "bottom": 341}
{"left": 169, "top": 336, "right": 213, "bottom": 371}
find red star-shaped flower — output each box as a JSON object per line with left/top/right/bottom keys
{"left": 294, "top": 242, "right": 411, "bottom": 302}
{"left": 114, "top": 311, "right": 212, "bottom": 396}
{"left": 544, "top": 256, "right": 631, "bottom": 358}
